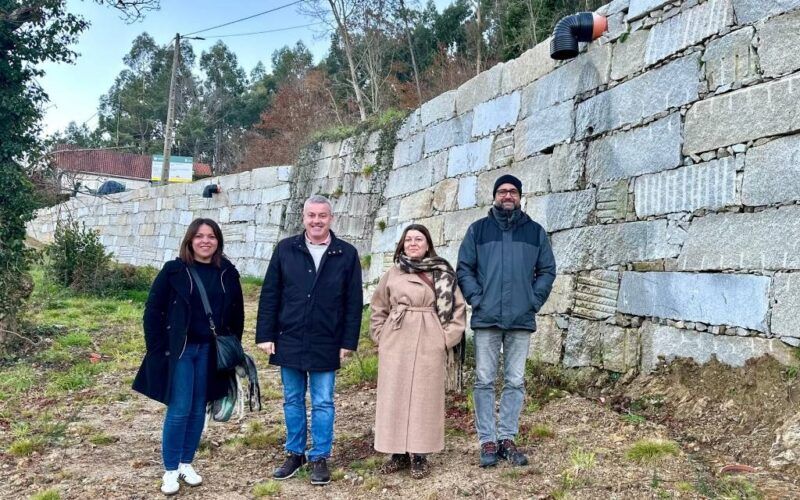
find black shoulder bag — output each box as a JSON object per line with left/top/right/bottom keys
{"left": 188, "top": 267, "right": 245, "bottom": 372}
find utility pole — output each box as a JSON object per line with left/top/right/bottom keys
{"left": 160, "top": 33, "right": 180, "bottom": 185}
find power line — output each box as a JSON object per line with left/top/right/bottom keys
{"left": 183, "top": 0, "right": 304, "bottom": 37}
{"left": 209, "top": 22, "right": 323, "bottom": 39}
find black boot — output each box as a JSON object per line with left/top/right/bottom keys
{"left": 272, "top": 452, "right": 306, "bottom": 480}
{"left": 309, "top": 458, "right": 331, "bottom": 485}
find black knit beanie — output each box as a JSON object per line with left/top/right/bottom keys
{"left": 493, "top": 174, "right": 523, "bottom": 197}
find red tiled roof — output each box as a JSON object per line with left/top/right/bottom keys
{"left": 52, "top": 146, "right": 213, "bottom": 180}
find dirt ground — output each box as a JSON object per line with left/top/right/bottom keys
{"left": 3, "top": 291, "right": 800, "bottom": 499}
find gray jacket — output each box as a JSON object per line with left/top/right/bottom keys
{"left": 457, "top": 208, "right": 556, "bottom": 331}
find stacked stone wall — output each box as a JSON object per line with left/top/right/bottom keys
{"left": 29, "top": 0, "right": 800, "bottom": 372}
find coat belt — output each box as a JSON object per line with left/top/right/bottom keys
{"left": 391, "top": 304, "right": 435, "bottom": 330}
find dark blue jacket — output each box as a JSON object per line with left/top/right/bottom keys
{"left": 132, "top": 257, "right": 244, "bottom": 405}
{"left": 255, "top": 232, "right": 363, "bottom": 372}
{"left": 457, "top": 209, "right": 556, "bottom": 331}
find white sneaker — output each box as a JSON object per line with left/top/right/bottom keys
{"left": 178, "top": 462, "right": 203, "bottom": 486}
{"left": 161, "top": 470, "right": 180, "bottom": 495}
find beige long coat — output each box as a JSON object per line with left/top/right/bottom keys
{"left": 370, "top": 265, "right": 466, "bottom": 454}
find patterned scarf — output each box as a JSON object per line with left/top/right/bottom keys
{"left": 397, "top": 254, "right": 456, "bottom": 325}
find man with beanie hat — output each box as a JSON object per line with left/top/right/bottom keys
{"left": 457, "top": 174, "right": 556, "bottom": 468}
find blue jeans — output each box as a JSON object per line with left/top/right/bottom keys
{"left": 473, "top": 329, "right": 531, "bottom": 445}
{"left": 162, "top": 342, "right": 209, "bottom": 471}
{"left": 281, "top": 367, "right": 336, "bottom": 461}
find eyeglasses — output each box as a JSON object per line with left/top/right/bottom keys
{"left": 496, "top": 189, "right": 520, "bottom": 198}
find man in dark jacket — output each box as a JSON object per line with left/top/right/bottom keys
{"left": 457, "top": 174, "right": 556, "bottom": 468}
{"left": 256, "top": 194, "right": 363, "bottom": 485}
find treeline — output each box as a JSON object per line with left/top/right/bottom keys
{"left": 53, "top": 0, "right": 605, "bottom": 172}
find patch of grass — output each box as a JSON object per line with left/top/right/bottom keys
{"left": 351, "top": 456, "right": 382, "bottom": 472}
{"left": 363, "top": 476, "right": 382, "bottom": 491}
{"left": 362, "top": 164, "right": 375, "bottom": 176}
{"left": 676, "top": 481, "right": 694, "bottom": 493}
{"left": 339, "top": 353, "right": 378, "bottom": 388}
{"left": 260, "top": 385, "right": 282, "bottom": 400}
{"left": 55, "top": 331, "right": 92, "bottom": 349}
{"left": 88, "top": 432, "right": 118, "bottom": 445}
{"left": 8, "top": 437, "right": 45, "bottom": 456}
{"left": 241, "top": 275, "right": 264, "bottom": 287}
{"left": 0, "top": 365, "right": 37, "bottom": 400}
{"left": 48, "top": 362, "right": 102, "bottom": 393}
{"left": 501, "top": 469, "right": 521, "bottom": 480}
{"left": 332, "top": 185, "right": 344, "bottom": 198}
{"left": 621, "top": 413, "right": 646, "bottom": 425}
{"left": 243, "top": 430, "right": 283, "bottom": 449}
{"left": 331, "top": 468, "right": 346, "bottom": 481}
{"left": 570, "top": 449, "right": 596, "bottom": 471}
{"left": 294, "top": 465, "right": 310, "bottom": 480}
{"left": 626, "top": 439, "right": 679, "bottom": 464}
{"left": 360, "top": 254, "right": 372, "bottom": 269}
{"left": 714, "top": 476, "right": 762, "bottom": 499}
{"left": 377, "top": 220, "right": 387, "bottom": 231}
{"left": 30, "top": 489, "right": 61, "bottom": 500}
{"left": 252, "top": 480, "right": 282, "bottom": 497}
{"left": 524, "top": 400, "right": 541, "bottom": 414}
{"left": 530, "top": 424, "right": 555, "bottom": 439}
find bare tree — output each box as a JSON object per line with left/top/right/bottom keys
{"left": 397, "top": 0, "right": 421, "bottom": 103}
{"left": 301, "top": 0, "right": 369, "bottom": 121}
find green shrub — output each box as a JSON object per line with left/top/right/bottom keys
{"left": 30, "top": 489, "right": 60, "bottom": 500}
{"left": 252, "top": 480, "right": 281, "bottom": 497}
{"left": 46, "top": 219, "right": 111, "bottom": 292}
{"left": 626, "top": 439, "right": 679, "bottom": 464}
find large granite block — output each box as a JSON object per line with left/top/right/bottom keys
{"left": 501, "top": 39, "right": 557, "bottom": 93}
{"left": 424, "top": 113, "right": 472, "bottom": 154}
{"left": 529, "top": 316, "right": 564, "bottom": 365}
{"left": 772, "top": 273, "right": 800, "bottom": 338}
{"left": 644, "top": 0, "right": 735, "bottom": 66}
{"left": 618, "top": 271, "right": 770, "bottom": 331}
{"left": 538, "top": 275, "right": 575, "bottom": 315}
{"left": 552, "top": 220, "right": 684, "bottom": 272}
{"left": 684, "top": 73, "right": 800, "bottom": 154}
{"left": 393, "top": 133, "right": 425, "bottom": 168}
{"left": 629, "top": 0, "right": 672, "bottom": 20}
{"left": 514, "top": 100, "right": 574, "bottom": 160}
{"left": 574, "top": 270, "right": 620, "bottom": 320}
{"left": 640, "top": 322, "right": 793, "bottom": 372}
{"left": 472, "top": 92, "right": 520, "bottom": 137}
{"left": 521, "top": 44, "right": 611, "bottom": 116}
{"left": 703, "top": 27, "right": 758, "bottom": 92}
{"left": 757, "top": 10, "right": 800, "bottom": 78}
{"left": 447, "top": 137, "right": 494, "bottom": 177}
{"left": 586, "top": 113, "right": 682, "bottom": 184}
{"left": 733, "top": 0, "right": 800, "bottom": 24}
{"left": 677, "top": 206, "right": 800, "bottom": 271}
{"left": 385, "top": 153, "right": 444, "bottom": 198}
{"left": 455, "top": 62, "right": 504, "bottom": 114}
{"left": 576, "top": 54, "right": 701, "bottom": 138}
{"left": 525, "top": 189, "right": 596, "bottom": 233}
{"left": 743, "top": 135, "right": 800, "bottom": 206}
{"left": 420, "top": 90, "right": 457, "bottom": 126}
{"left": 634, "top": 156, "right": 740, "bottom": 217}
{"left": 611, "top": 29, "right": 649, "bottom": 81}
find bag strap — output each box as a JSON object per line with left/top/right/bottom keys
{"left": 188, "top": 266, "right": 217, "bottom": 336}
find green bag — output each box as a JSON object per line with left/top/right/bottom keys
{"left": 207, "top": 373, "right": 239, "bottom": 422}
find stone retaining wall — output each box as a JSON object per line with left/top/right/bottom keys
{"left": 29, "top": 0, "right": 800, "bottom": 373}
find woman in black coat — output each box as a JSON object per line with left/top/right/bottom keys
{"left": 132, "top": 218, "right": 244, "bottom": 495}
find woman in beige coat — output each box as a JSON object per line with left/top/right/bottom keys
{"left": 370, "top": 224, "right": 466, "bottom": 479}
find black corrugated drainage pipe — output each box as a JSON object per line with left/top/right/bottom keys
{"left": 550, "top": 12, "right": 608, "bottom": 60}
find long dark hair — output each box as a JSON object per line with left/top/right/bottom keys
{"left": 179, "top": 218, "right": 225, "bottom": 267}
{"left": 393, "top": 224, "right": 438, "bottom": 262}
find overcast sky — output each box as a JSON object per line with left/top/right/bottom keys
{"left": 38, "top": 0, "right": 447, "bottom": 136}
